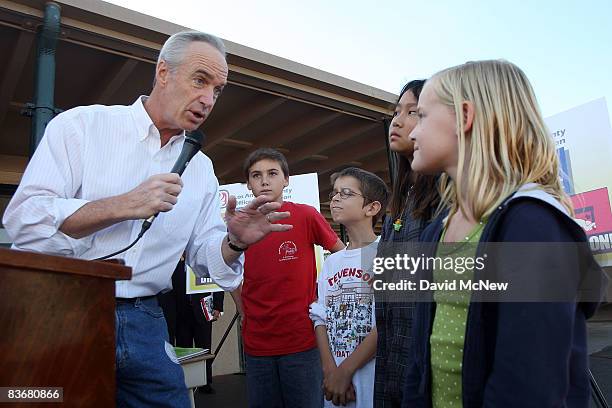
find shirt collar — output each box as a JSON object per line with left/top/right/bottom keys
{"left": 131, "top": 96, "right": 185, "bottom": 145}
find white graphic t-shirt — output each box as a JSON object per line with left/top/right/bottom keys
{"left": 310, "top": 238, "right": 379, "bottom": 408}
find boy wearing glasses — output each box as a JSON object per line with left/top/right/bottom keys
{"left": 239, "top": 148, "right": 344, "bottom": 408}
{"left": 310, "top": 167, "right": 389, "bottom": 408}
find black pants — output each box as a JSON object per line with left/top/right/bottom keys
{"left": 178, "top": 295, "right": 214, "bottom": 382}
{"left": 158, "top": 261, "right": 220, "bottom": 385}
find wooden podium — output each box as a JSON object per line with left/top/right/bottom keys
{"left": 0, "top": 248, "right": 131, "bottom": 407}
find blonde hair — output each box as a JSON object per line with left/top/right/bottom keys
{"left": 430, "top": 59, "right": 573, "bottom": 221}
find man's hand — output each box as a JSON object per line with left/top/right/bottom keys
{"left": 119, "top": 173, "right": 183, "bottom": 219}
{"left": 60, "top": 173, "right": 183, "bottom": 239}
{"left": 224, "top": 195, "right": 292, "bottom": 247}
{"left": 212, "top": 310, "right": 221, "bottom": 321}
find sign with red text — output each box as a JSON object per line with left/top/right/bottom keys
{"left": 546, "top": 98, "right": 612, "bottom": 265}
{"left": 187, "top": 173, "right": 325, "bottom": 293}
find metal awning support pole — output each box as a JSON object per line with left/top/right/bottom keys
{"left": 29, "top": 2, "right": 61, "bottom": 154}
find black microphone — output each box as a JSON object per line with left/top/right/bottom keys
{"left": 170, "top": 130, "right": 205, "bottom": 175}
{"left": 142, "top": 130, "right": 205, "bottom": 228}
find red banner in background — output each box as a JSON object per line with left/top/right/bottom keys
{"left": 571, "top": 187, "right": 612, "bottom": 253}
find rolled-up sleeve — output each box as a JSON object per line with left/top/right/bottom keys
{"left": 309, "top": 301, "right": 327, "bottom": 328}
{"left": 309, "top": 263, "right": 329, "bottom": 328}
{"left": 3, "top": 114, "right": 93, "bottom": 256}
{"left": 185, "top": 166, "right": 243, "bottom": 291}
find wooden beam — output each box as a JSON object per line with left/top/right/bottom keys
{"left": 215, "top": 109, "right": 340, "bottom": 178}
{"left": 362, "top": 157, "right": 390, "bottom": 173}
{"left": 204, "top": 96, "right": 286, "bottom": 149}
{"left": 218, "top": 138, "right": 254, "bottom": 149}
{"left": 85, "top": 58, "right": 139, "bottom": 104}
{"left": 292, "top": 135, "right": 386, "bottom": 176}
{"left": 285, "top": 122, "right": 378, "bottom": 165}
{"left": 324, "top": 151, "right": 390, "bottom": 176}
{"left": 228, "top": 64, "right": 394, "bottom": 117}
{"left": 0, "top": 31, "right": 35, "bottom": 127}
{"left": 0, "top": 154, "right": 28, "bottom": 185}
{"left": 266, "top": 110, "right": 341, "bottom": 148}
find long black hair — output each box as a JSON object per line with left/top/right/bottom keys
{"left": 388, "top": 80, "right": 440, "bottom": 221}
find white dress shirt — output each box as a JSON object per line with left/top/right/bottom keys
{"left": 3, "top": 97, "right": 243, "bottom": 297}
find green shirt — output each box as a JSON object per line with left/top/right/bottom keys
{"left": 430, "top": 220, "right": 485, "bottom": 408}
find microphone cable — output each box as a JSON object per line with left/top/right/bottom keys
{"left": 93, "top": 220, "right": 152, "bottom": 261}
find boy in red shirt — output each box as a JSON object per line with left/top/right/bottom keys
{"left": 235, "top": 148, "right": 344, "bottom": 408}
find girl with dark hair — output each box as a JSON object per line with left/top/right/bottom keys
{"left": 373, "top": 80, "right": 440, "bottom": 407}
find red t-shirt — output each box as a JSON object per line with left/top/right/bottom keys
{"left": 242, "top": 201, "right": 339, "bottom": 356}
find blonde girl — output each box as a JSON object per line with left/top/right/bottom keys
{"left": 404, "top": 60, "right": 604, "bottom": 407}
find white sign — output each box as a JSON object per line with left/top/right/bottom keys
{"left": 545, "top": 97, "right": 612, "bottom": 266}
{"left": 187, "top": 173, "right": 325, "bottom": 294}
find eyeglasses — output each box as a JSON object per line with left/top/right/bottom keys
{"left": 329, "top": 188, "right": 365, "bottom": 201}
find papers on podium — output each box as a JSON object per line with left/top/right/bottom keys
{"left": 174, "top": 347, "right": 210, "bottom": 363}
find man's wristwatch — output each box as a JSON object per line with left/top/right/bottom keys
{"left": 227, "top": 235, "right": 248, "bottom": 252}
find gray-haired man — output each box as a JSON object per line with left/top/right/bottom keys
{"left": 3, "top": 31, "right": 291, "bottom": 407}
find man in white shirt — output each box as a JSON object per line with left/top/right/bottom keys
{"left": 3, "top": 31, "right": 291, "bottom": 407}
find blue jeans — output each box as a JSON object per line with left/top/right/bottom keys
{"left": 115, "top": 297, "right": 190, "bottom": 408}
{"left": 245, "top": 347, "right": 323, "bottom": 408}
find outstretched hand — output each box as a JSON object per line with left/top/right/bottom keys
{"left": 224, "top": 195, "right": 292, "bottom": 246}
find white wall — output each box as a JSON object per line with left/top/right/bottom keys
{"left": 210, "top": 295, "right": 243, "bottom": 376}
